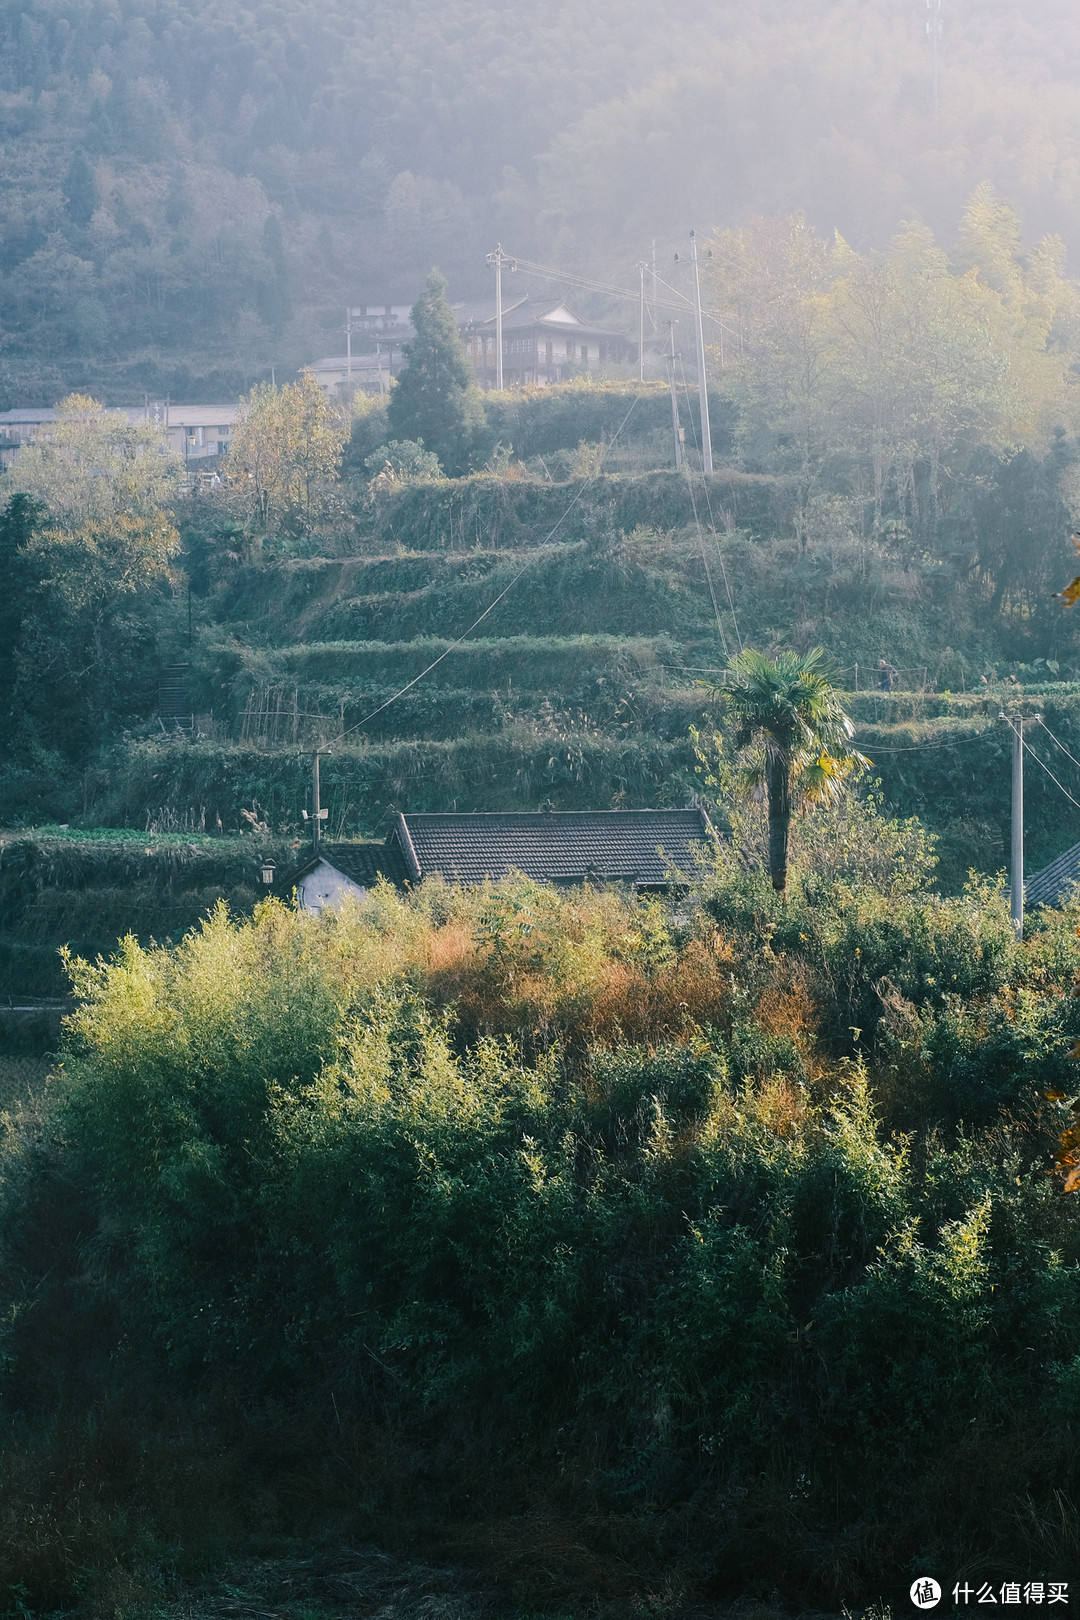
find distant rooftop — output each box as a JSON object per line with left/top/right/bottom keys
{"left": 0, "top": 405, "right": 239, "bottom": 427}
{"left": 1025, "top": 840, "right": 1080, "bottom": 908}
{"left": 287, "top": 841, "right": 410, "bottom": 891}
{"left": 390, "top": 808, "right": 717, "bottom": 890}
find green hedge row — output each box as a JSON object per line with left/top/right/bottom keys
{"left": 362, "top": 467, "right": 794, "bottom": 552}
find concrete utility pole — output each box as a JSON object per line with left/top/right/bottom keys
{"left": 666, "top": 322, "right": 682, "bottom": 469}
{"left": 486, "top": 243, "right": 516, "bottom": 391}
{"left": 1011, "top": 716, "right": 1023, "bottom": 939}
{"left": 638, "top": 263, "right": 646, "bottom": 383}
{"left": 345, "top": 309, "right": 352, "bottom": 399}
{"left": 1002, "top": 711, "right": 1041, "bottom": 940}
{"left": 689, "top": 231, "right": 713, "bottom": 474}
{"left": 312, "top": 750, "right": 322, "bottom": 852}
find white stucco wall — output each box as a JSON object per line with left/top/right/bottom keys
{"left": 296, "top": 859, "right": 367, "bottom": 913}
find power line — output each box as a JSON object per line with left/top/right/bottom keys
{"left": 669, "top": 352, "right": 727, "bottom": 656}
{"left": 1036, "top": 715, "right": 1080, "bottom": 778}
{"left": 1020, "top": 735, "right": 1080, "bottom": 816}
{"left": 675, "top": 352, "right": 742, "bottom": 651}
{"left": 861, "top": 733, "right": 989, "bottom": 754}
{"left": 506, "top": 254, "right": 737, "bottom": 337}
{"left": 329, "top": 388, "right": 648, "bottom": 745}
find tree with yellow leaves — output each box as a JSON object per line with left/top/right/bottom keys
{"left": 227, "top": 371, "right": 347, "bottom": 538}
{"left": 1, "top": 393, "right": 182, "bottom": 526}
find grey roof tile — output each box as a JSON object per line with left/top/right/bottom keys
{"left": 283, "top": 841, "right": 410, "bottom": 891}
{"left": 392, "top": 809, "right": 716, "bottom": 887}
{"left": 1025, "top": 839, "right": 1080, "bottom": 907}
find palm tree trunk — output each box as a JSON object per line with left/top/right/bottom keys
{"left": 766, "top": 754, "right": 792, "bottom": 893}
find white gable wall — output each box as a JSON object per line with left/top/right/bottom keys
{"left": 296, "top": 858, "right": 367, "bottom": 912}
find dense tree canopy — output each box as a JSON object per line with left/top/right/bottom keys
{"left": 1, "top": 394, "right": 181, "bottom": 526}
{"left": 706, "top": 200, "right": 1080, "bottom": 549}
{"left": 2, "top": 0, "right": 1080, "bottom": 396}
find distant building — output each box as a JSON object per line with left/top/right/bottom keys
{"left": 147, "top": 404, "right": 239, "bottom": 462}
{"left": 0, "top": 404, "right": 239, "bottom": 470}
{"left": 287, "top": 843, "right": 410, "bottom": 913}
{"left": 305, "top": 353, "right": 396, "bottom": 400}
{"left": 462, "top": 298, "right": 632, "bottom": 389}
{"left": 303, "top": 292, "right": 635, "bottom": 403}
{"left": 0, "top": 409, "right": 57, "bottom": 470}
{"left": 388, "top": 808, "right": 717, "bottom": 887}
{"left": 349, "top": 303, "right": 413, "bottom": 338}
{"left": 284, "top": 809, "right": 717, "bottom": 914}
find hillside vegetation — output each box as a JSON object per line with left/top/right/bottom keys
{"left": 4, "top": 0, "right": 1080, "bottom": 395}
{"left": 4, "top": 817, "right": 1080, "bottom": 1610}
{"left": 5, "top": 357, "right": 1080, "bottom": 929}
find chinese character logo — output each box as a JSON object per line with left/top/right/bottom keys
{"left": 911, "top": 1578, "right": 942, "bottom": 1609}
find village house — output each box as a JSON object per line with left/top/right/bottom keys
{"left": 463, "top": 297, "right": 632, "bottom": 389}
{"left": 304, "top": 293, "right": 635, "bottom": 402}
{"left": 285, "top": 808, "right": 718, "bottom": 913}
{"left": 0, "top": 404, "right": 239, "bottom": 470}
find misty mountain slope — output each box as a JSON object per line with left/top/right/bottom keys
{"left": 2, "top": 0, "right": 1080, "bottom": 395}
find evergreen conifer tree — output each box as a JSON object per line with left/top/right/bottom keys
{"left": 0, "top": 493, "right": 40, "bottom": 726}
{"left": 388, "top": 269, "right": 485, "bottom": 475}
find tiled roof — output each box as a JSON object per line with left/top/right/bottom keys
{"left": 391, "top": 809, "right": 717, "bottom": 887}
{"left": 1025, "top": 840, "right": 1080, "bottom": 907}
{"left": 0, "top": 408, "right": 57, "bottom": 424}
{"left": 0, "top": 406, "right": 239, "bottom": 432}
{"left": 498, "top": 302, "right": 624, "bottom": 338}
{"left": 456, "top": 296, "right": 529, "bottom": 326}
{"left": 283, "top": 841, "right": 410, "bottom": 891}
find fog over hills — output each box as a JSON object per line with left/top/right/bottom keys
{"left": 1, "top": 0, "right": 1078, "bottom": 395}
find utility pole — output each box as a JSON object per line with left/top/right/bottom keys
{"left": 345, "top": 308, "right": 352, "bottom": 401}
{"left": 1010, "top": 716, "right": 1023, "bottom": 940}
{"left": 666, "top": 322, "right": 682, "bottom": 469}
{"left": 312, "top": 750, "right": 322, "bottom": 853}
{"left": 651, "top": 238, "right": 658, "bottom": 333}
{"left": 486, "top": 243, "right": 516, "bottom": 391}
{"left": 1002, "top": 711, "right": 1041, "bottom": 940}
{"left": 689, "top": 231, "right": 713, "bottom": 474}
{"left": 638, "top": 262, "right": 645, "bottom": 383}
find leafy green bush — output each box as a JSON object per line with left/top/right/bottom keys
{"left": 5, "top": 865, "right": 1080, "bottom": 1605}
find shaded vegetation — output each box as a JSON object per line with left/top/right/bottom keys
{"left": 4, "top": 811, "right": 1080, "bottom": 1609}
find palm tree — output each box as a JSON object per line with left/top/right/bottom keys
{"left": 716, "top": 647, "right": 867, "bottom": 894}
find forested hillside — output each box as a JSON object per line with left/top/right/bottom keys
{"left": 9, "top": 5, "right": 1080, "bottom": 1614}
{"left": 4, "top": 0, "right": 1080, "bottom": 397}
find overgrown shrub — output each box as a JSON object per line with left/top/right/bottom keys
{"left": 4, "top": 854, "right": 1080, "bottom": 1607}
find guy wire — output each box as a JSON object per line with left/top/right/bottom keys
{"left": 676, "top": 354, "right": 742, "bottom": 653}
